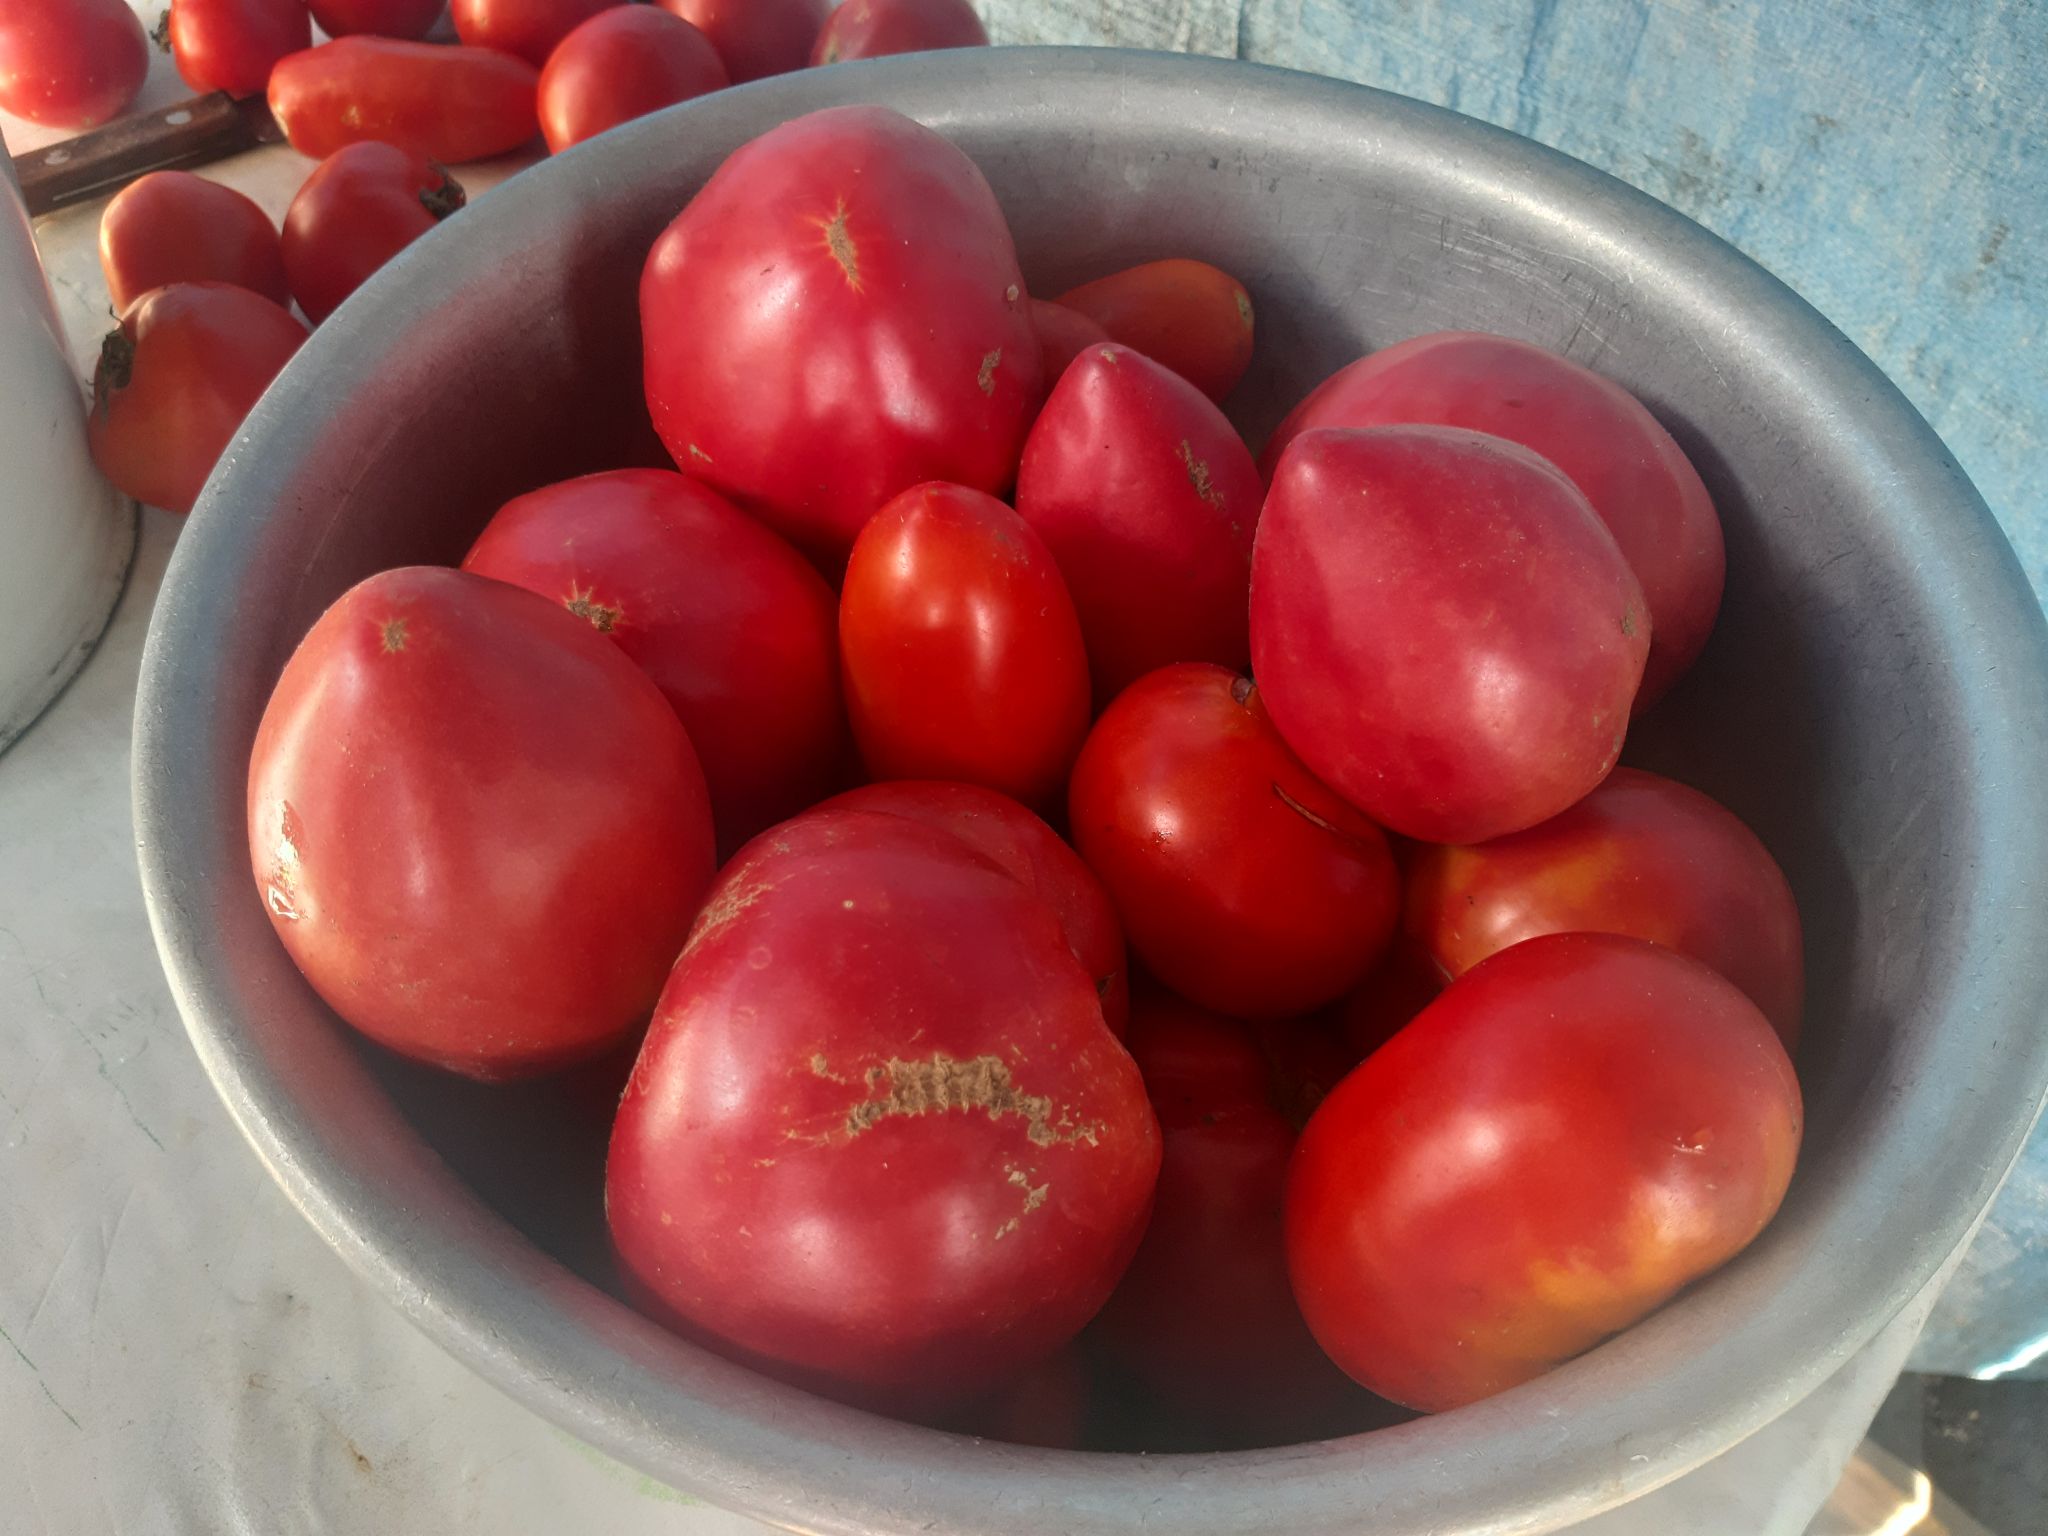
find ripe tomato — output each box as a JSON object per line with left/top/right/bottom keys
{"left": 840, "top": 483, "right": 1089, "bottom": 806}
{"left": 808, "top": 0, "right": 986, "bottom": 65}
{"left": 1029, "top": 298, "right": 1109, "bottom": 385}
{"left": 1405, "top": 766, "right": 1805, "bottom": 1046}
{"left": 1288, "top": 932, "right": 1802, "bottom": 1412}
{"left": 818, "top": 780, "right": 1128, "bottom": 1035}
{"left": 268, "top": 39, "right": 541, "bottom": 163}
{"left": 1055, "top": 259, "right": 1255, "bottom": 403}
{"left": 451, "top": 0, "right": 618, "bottom": 68}
{"left": 164, "top": 0, "right": 311, "bottom": 99}
{"left": 305, "top": 0, "right": 444, "bottom": 39}
{"left": 607, "top": 807, "right": 1160, "bottom": 1411}
{"left": 0, "top": 0, "right": 147, "bottom": 128}
{"left": 1252, "top": 425, "right": 1649, "bottom": 844}
{"left": 462, "top": 469, "right": 845, "bottom": 856}
{"left": 87, "top": 282, "right": 307, "bottom": 516}
{"left": 1261, "top": 332, "right": 1724, "bottom": 706}
{"left": 1014, "top": 344, "right": 1261, "bottom": 700}
{"left": 99, "top": 171, "right": 289, "bottom": 315}
{"left": 248, "top": 566, "right": 716, "bottom": 1081}
{"left": 653, "top": 0, "right": 824, "bottom": 81}
{"left": 1068, "top": 664, "right": 1399, "bottom": 1019}
{"left": 281, "top": 142, "right": 466, "bottom": 324}
{"left": 537, "top": 6, "right": 727, "bottom": 154}
{"left": 641, "top": 106, "right": 1039, "bottom": 564}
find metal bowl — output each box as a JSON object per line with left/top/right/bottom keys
{"left": 133, "top": 48, "right": 2048, "bottom": 1535}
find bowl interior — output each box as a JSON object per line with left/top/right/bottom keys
{"left": 136, "top": 49, "right": 2048, "bottom": 1536}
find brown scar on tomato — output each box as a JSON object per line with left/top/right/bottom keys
{"left": 378, "top": 618, "right": 409, "bottom": 653}
{"left": 687, "top": 443, "right": 713, "bottom": 464}
{"left": 841, "top": 1052, "right": 1100, "bottom": 1147}
{"left": 816, "top": 198, "right": 861, "bottom": 291}
{"left": 682, "top": 877, "right": 776, "bottom": 955}
{"left": 1620, "top": 603, "right": 1640, "bottom": 638}
{"left": 1177, "top": 440, "right": 1223, "bottom": 508}
{"left": 564, "top": 584, "right": 623, "bottom": 633}
{"left": 977, "top": 348, "right": 1002, "bottom": 395}
{"left": 1234, "top": 288, "right": 1253, "bottom": 329}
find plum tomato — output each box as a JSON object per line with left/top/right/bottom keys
{"left": 462, "top": 469, "right": 845, "bottom": 856}
{"left": 1405, "top": 766, "right": 1805, "bottom": 1047}
{"left": 640, "top": 105, "right": 1039, "bottom": 564}
{"left": 0, "top": 0, "right": 148, "bottom": 128}
{"left": 281, "top": 142, "right": 465, "bottom": 324}
{"left": 248, "top": 566, "right": 716, "bottom": 1081}
{"left": 1029, "top": 298, "right": 1110, "bottom": 386}
{"left": 606, "top": 806, "right": 1160, "bottom": 1412}
{"left": 1068, "top": 664, "right": 1398, "bottom": 1019}
{"left": 537, "top": 6, "right": 728, "bottom": 154}
{"left": 653, "top": 0, "right": 825, "bottom": 81}
{"left": 1260, "top": 332, "right": 1724, "bottom": 706}
{"left": 1287, "top": 932, "right": 1802, "bottom": 1412}
{"left": 840, "top": 482, "right": 1090, "bottom": 807}
{"left": 1251, "top": 425, "right": 1650, "bottom": 844}
{"left": 818, "top": 780, "right": 1128, "bottom": 1035}
{"left": 451, "top": 0, "right": 619, "bottom": 69}
{"left": 268, "top": 39, "right": 541, "bottom": 163}
{"left": 99, "top": 171, "right": 290, "bottom": 315}
{"left": 1054, "top": 259, "right": 1254, "bottom": 403}
{"left": 87, "top": 281, "right": 307, "bottom": 516}
{"left": 808, "top": 0, "right": 986, "bottom": 65}
{"left": 163, "top": 0, "right": 311, "bottom": 99}
{"left": 1014, "top": 344, "right": 1260, "bottom": 701}
{"left": 306, "top": 0, "right": 445, "bottom": 39}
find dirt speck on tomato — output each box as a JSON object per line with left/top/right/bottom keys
{"left": 978, "top": 347, "right": 1002, "bottom": 395}
{"left": 842, "top": 1052, "right": 1094, "bottom": 1148}
{"left": 818, "top": 199, "right": 862, "bottom": 289}
{"left": 378, "top": 617, "right": 408, "bottom": 652}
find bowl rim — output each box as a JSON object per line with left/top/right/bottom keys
{"left": 134, "top": 46, "right": 2048, "bottom": 1536}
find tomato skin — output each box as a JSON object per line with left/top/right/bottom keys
{"left": 1405, "top": 766, "right": 1804, "bottom": 1047}
{"left": 840, "top": 483, "right": 1089, "bottom": 807}
{"left": 1261, "top": 332, "right": 1723, "bottom": 707}
{"left": 641, "top": 106, "right": 1039, "bottom": 566}
{"left": 306, "top": 0, "right": 444, "bottom": 39}
{"left": 1029, "top": 298, "right": 1110, "bottom": 386}
{"left": 281, "top": 143, "right": 465, "bottom": 324}
{"left": 1251, "top": 425, "right": 1650, "bottom": 844}
{"left": 462, "top": 469, "right": 846, "bottom": 857}
{"left": 451, "top": 0, "right": 618, "bottom": 68}
{"left": 808, "top": 0, "right": 986, "bottom": 65}
{"left": 537, "top": 6, "right": 727, "bottom": 154}
{"left": 167, "top": 0, "right": 311, "bottom": 99}
{"left": 653, "top": 0, "right": 825, "bottom": 81}
{"left": 87, "top": 282, "right": 307, "bottom": 516}
{"left": 818, "top": 780, "right": 1127, "bottom": 1035}
{"left": 1055, "top": 259, "right": 1254, "bottom": 404}
{"left": 99, "top": 171, "right": 290, "bottom": 315}
{"left": 268, "top": 39, "right": 541, "bottom": 163}
{"left": 606, "top": 807, "right": 1160, "bottom": 1412}
{"left": 1069, "top": 664, "right": 1398, "bottom": 1019}
{"left": 951, "top": 1348, "right": 1090, "bottom": 1448}
{"left": 1287, "top": 932, "right": 1802, "bottom": 1412}
{"left": 1015, "top": 344, "right": 1260, "bottom": 701}
{"left": 0, "top": 0, "right": 147, "bottom": 128}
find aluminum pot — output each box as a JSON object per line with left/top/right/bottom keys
{"left": 133, "top": 48, "right": 2048, "bottom": 1536}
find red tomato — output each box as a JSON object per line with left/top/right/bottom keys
{"left": 1055, "top": 259, "right": 1255, "bottom": 403}
{"left": 537, "top": 6, "right": 727, "bottom": 154}
{"left": 0, "top": 0, "right": 147, "bottom": 128}
{"left": 248, "top": 566, "right": 716, "bottom": 1081}
{"left": 606, "top": 807, "right": 1159, "bottom": 1411}
{"left": 268, "top": 39, "right": 541, "bottom": 162}
{"left": 306, "top": 0, "right": 444, "bottom": 39}
{"left": 281, "top": 142, "right": 466, "bottom": 324}
{"left": 653, "top": 0, "right": 824, "bottom": 81}
{"left": 1029, "top": 298, "right": 1110, "bottom": 386}
{"left": 1014, "top": 344, "right": 1261, "bottom": 700}
{"left": 1405, "top": 766, "right": 1805, "bottom": 1046}
{"left": 641, "top": 106, "right": 1039, "bottom": 565}
{"left": 99, "top": 171, "right": 289, "bottom": 315}
{"left": 87, "top": 282, "right": 307, "bottom": 516}
{"left": 1251, "top": 426, "right": 1650, "bottom": 844}
{"left": 840, "top": 483, "right": 1089, "bottom": 806}
{"left": 165, "top": 0, "right": 311, "bottom": 99}
{"left": 1068, "top": 664, "right": 1398, "bottom": 1019}
{"left": 1261, "top": 332, "right": 1724, "bottom": 706}
{"left": 1340, "top": 942, "right": 1442, "bottom": 1060}
{"left": 462, "top": 469, "right": 845, "bottom": 856}
{"left": 451, "top": 0, "right": 617, "bottom": 68}
{"left": 818, "top": 780, "right": 1128, "bottom": 1035}
{"left": 808, "top": 0, "right": 986, "bottom": 65}
{"left": 1288, "top": 932, "right": 1802, "bottom": 1412}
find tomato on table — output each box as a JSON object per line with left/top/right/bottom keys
{"left": 281, "top": 143, "right": 465, "bottom": 324}
{"left": 1055, "top": 258, "right": 1255, "bottom": 403}
{"left": 268, "top": 39, "right": 542, "bottom": 163}
{"left": 99, "top": 171, "right": 290, "bottom": 314}
{"left": 163, "top": 0, "right": 311, "bottom": 99}
{"left": 0, "top": 0, "right": 147, "bottom": 128}
{"left": 653, "top": 0, "right": 825, "bottom": 81}
{"left": 537, "top": 6, "right": 728, "bottom": 153}
{"left": 809, "top": 0, "right": 987, "bottom": 65}
{"left": 451, "top": 0, "right": 620, "bottom": 69}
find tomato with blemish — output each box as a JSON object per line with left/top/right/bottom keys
{"left": 1287, "top": 932, "right": 1802, "bottom": 1412}
{"left": 267, "top": 39, "right": 542, "bottom": 163}
{"left": 1055, "top": 258, "right": 1255, "bottom": 404}
{"left": 1015, "top": 344, "right": 1261, "bottom": 701}
{"left": 1068, "top": 664, "right": 1399, "bottom": 1019}
{"left": 1029, "top": 298, "right": 1111, "bottom": 388}
{"left": 164, "top": 0, "right": 311, "bottom": 99}
{"left": 653, "top": 0, "right": 825, "bottom": 82}
{"left": 451, "top": 0, "right": 619, "bottom": 69}
{"left": 808, "top": 0, "right": 986, "bottom": 65}
{"left": 0, "top": 0, "right": 148, "bottom": 128}
{"left": 282, "top": 143, "right": 467, "bottom": 324}
{"left": 306, "top": 0, "right": 445, "bottom": 39}
{"left": 607, "top": 806, "right": 1159, "bottom": 1412}
{"left": 1251, "top": 425, "right": 1650, "bottom": 844}
{"left": 537, "top": 5, "right": 728, "bottom": 154}
{"left": 639, "top": 105, "right": 1040, "bottom": 565}
{"left": 99, "top": 171, "right": 290, "bottom": 315}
